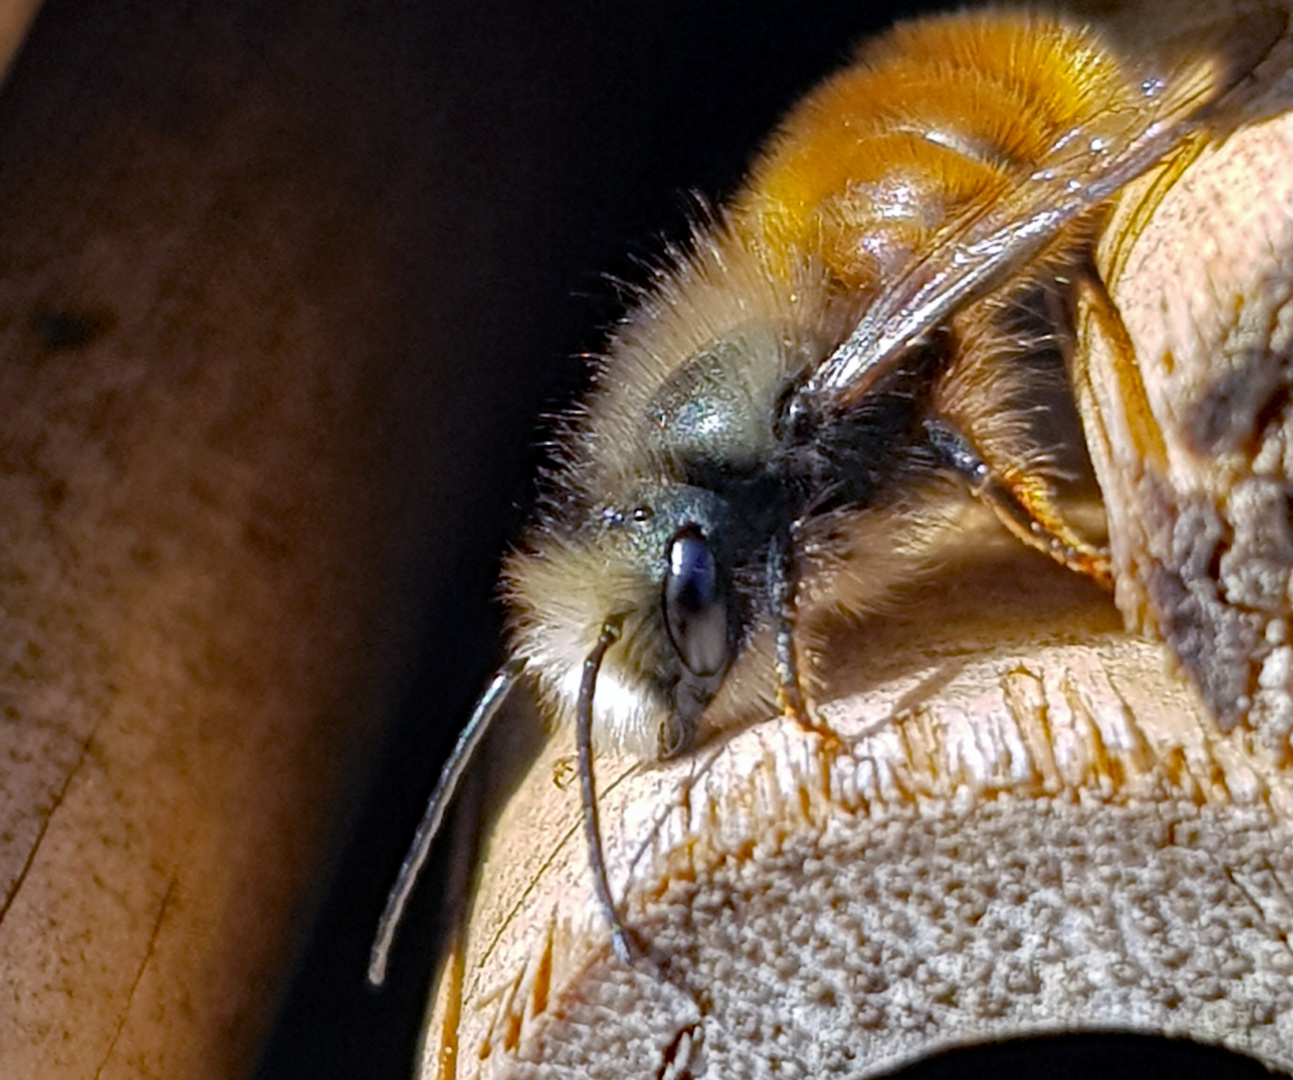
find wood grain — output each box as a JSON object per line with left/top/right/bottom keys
{"left": 0, "top": 2, "right": 581, "bottom": 1076}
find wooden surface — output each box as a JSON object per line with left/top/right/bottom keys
{"left": 0, "top": 2, "right": 591, "bottom": 1076}
{"left": 417, "top": 17, "right": 1293, "bottom": 1080}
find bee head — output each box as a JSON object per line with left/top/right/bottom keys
{"left": 504, "top": 231, "right": 856, "bottom": 759}
{"left": 504, "top": 481, "right": 751, "bottom": 759}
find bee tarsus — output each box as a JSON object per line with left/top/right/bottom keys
{"left": 924, "top": 413, "right": 1112, "bottom": 584}
{"left": 768, "top": 531, "right": 819, "bottom": 734}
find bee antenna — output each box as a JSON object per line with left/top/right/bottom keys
{"left": 367, "top": 659, "right": 526, "bottom": 987}
{"left": 577, "top": 616, "right": 636, "bottom": 964}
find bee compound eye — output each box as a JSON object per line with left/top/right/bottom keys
{"left": 663, "top": 526, "right": 729, "bottom": 677}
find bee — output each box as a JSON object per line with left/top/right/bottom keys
{"left": 367, "top": 6, "right": 1285, "bottom": 985}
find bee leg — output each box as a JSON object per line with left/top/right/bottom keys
{"left": 767, "top": 533, "right": 841, "bottom": 744}
{"left": 657, "top": 713, "right": 691, "bottom": 760}
{"left": 767, "top": 533, "right": 808, "bottom": 722}
{"left": 576, "top": 617, "right": 637, "bottom": 964}
{"left": 1072, "top": 265, "right": 1168, "bottom": 473}
{"left": 924, "top": 414, "right": 1113, "bottom": 586}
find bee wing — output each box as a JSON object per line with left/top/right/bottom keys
{"left": 800, "top": 11, "right": 1286, "bottom": 412}
{"left": 801, "top": 118, "right": 1192, "bottom": 405}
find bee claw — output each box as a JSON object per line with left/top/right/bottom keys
{"left": 784, "top": 702, "right": 843, "bottom": 749}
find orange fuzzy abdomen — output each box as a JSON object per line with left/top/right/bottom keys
{"left": 734, "top": 11, "right": 1142, "bottom": 291}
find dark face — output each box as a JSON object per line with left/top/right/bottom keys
{"left": 595, "top": 484, "right": 743, "bottom": 757}
{"left": 549, "top": 329, "right": 934, "bottom": 757}
{"left": 503, "top": 302, "right": 933, "bottom": 760}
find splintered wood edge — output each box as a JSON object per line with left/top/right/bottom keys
{"left": 421, "top": 547, "right": 1293, "bottom": 1078}
{"left": 417, "top": 38, "right": 1293, "bottom": 1080}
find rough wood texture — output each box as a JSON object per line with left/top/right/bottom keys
{"left": 0, "top": 2, "right": 586, "bottom": 1077}
{"left": 417, "top": 16, "right": 1293, "bottom": 1080}
{"left": 1080, "top": 31, "right": 1293, "bottom": 756}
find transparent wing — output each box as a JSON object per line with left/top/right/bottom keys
{"left": 798, "top": 12, "right": 1284, "bottom": 414}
